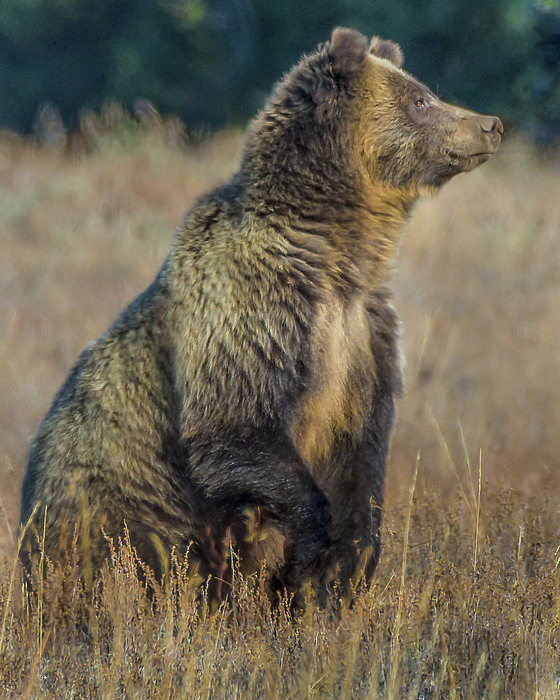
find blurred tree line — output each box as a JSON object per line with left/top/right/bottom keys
{"left": 0, "top": 0, "right": 559, "bottom": 139}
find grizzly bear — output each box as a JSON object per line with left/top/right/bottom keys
{"left": 20, "top": 28, "right": 502, "bottom": 598}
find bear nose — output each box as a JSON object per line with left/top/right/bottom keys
{"left": 481, "top": 116, "right": 503, "bottom": 146}
{"left": 482, "top": 116, "right": 503, "bottom": 135}
{"left": 484, "top": 117, "right": 503, "bottom": 135}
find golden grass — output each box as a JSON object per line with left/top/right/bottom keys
{"left": 0, "top": 126, "right": 559, "bottom": 697}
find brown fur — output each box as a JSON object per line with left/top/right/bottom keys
{"left": 20, "top": 28, "right": 501, "bottom": 600}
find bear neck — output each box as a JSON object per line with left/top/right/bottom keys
{"left": 239, "top": 109, "right": 418, "bottom": 290}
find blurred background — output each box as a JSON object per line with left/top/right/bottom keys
{"left": 0, "top": 0, "right": 559, "bottom": 141}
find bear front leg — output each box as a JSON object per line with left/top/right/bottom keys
{"left": 322, "top": 391, "right": 395, "bottom": 595}
{"left": 186, "top": 428, "right": 331, "bottom": 589}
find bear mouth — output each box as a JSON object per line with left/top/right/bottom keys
{"left": 448, "top": 151, "right": 495, "bottom": 168}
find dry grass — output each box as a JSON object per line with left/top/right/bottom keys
{"left": 1, "top": 125, "right": 560, "bottom": 698}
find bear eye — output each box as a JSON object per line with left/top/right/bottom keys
{"left": 414, "top": 97, "right": 426, "bottom": 109}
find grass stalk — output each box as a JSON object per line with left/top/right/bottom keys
{"left": 388, "top": 452, "right": 419, "bottom": 700}
{"left": 474, "top": 449, "right": 482, "bottom": 571}
{"left": 0, "top": 503, "right": 39, "bottom": 655}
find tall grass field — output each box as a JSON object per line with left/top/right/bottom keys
{"left": 0, "top": 119, "right": 559, "bottom": 698}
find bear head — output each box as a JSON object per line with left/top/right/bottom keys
{"left": 328, "top": 27, "right": 503, "bottom": 193}
{"left": 241, "top": 27, "right": 502, "bottom": 226}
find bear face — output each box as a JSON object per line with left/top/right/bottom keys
{"left": 330, "top": 28, "right": 503, "bottom": 193}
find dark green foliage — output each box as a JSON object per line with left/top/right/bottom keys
{"left": 0, "top": 1, "right": 558, "bottom": 137}
{"left": 0, "top": 0, "right": 251, "bottom": 132}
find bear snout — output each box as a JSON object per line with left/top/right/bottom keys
{"left": 452, "top": 112, "right": 502, "bottom": 162}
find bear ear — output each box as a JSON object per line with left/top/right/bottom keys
{"left": 330, "top": 27, "right": 369, "bottom": 77}
{"left": 369, "top": 37, "right": 404, "bottom": 68}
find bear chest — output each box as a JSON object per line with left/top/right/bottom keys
{"left": 290, "top": 296, "right": 375, "bottom": 471}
